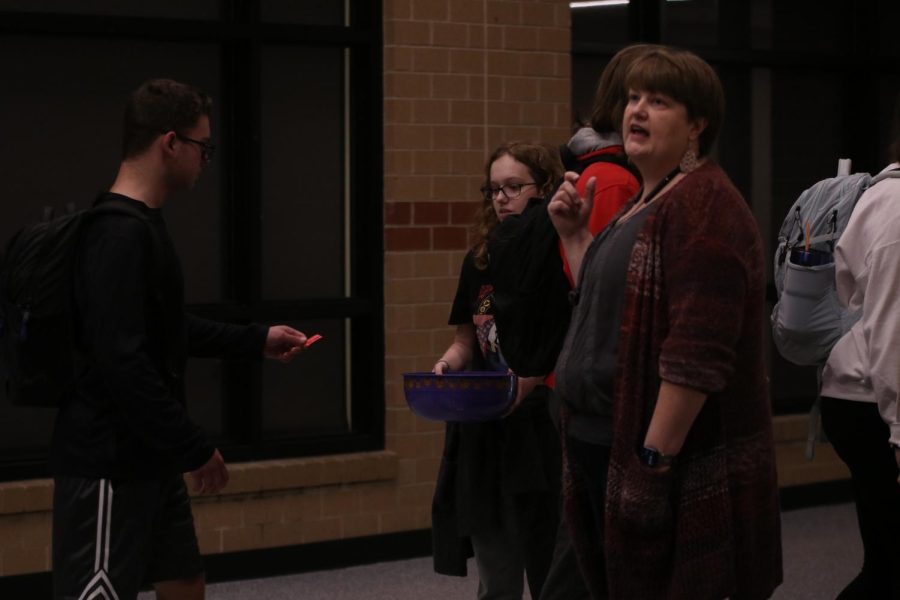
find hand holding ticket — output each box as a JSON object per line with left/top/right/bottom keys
{"left": 304, "top": 334, "right": 323, "bottom": 348}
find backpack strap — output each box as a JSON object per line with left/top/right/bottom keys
{"left": 870, "top": 167, "right": 900, "bottom": 186}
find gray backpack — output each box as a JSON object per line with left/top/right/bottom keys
{"left": 771, "top": 166, "right": 900, "bottom": 458}
{"left": 771, "top": 169, "right": 900, "bottom": 366}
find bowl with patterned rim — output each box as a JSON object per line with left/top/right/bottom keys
{"left": 402, "top": 371, "right": 518, "bottom": 422}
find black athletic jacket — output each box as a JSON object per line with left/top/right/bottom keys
{"left": 50, "top": 193, "right": 268, "bottom": 480}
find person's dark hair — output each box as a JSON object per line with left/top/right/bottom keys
{"left": 891, "top": 91, "right": 900, "bottom": 164}
{"left": 122, "top": 78, "right": 212, "bottom": 159}
{"left": 624, "top": 47, "right": 724, "bottom": 157}
{"left": 590, "top": 44, "right": 661, "bottom": 135}
{"left": 471, "top": 141, "right": 563, "bottom": 270}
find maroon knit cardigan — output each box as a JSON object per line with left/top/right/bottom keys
{"left": 569, "top": 161, "right": 783, "bottom": 599}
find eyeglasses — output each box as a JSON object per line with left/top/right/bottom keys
{"left": 174, "top": 132, "right": 215, "bottom": 162}
{"left": 161, "top": 130, "right": 215, "bottom": 162}
{"left": 480, "top": 182, "right": 538, "bottom": 201}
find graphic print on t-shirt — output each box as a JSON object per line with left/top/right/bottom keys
{"left": 473, "top": 284, "right": 507, "bottom": 372}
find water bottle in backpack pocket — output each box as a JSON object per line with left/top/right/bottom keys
{"left": 773, "top": 247, "right": 859, "bottom": 366}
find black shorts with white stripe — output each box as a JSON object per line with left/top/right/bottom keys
{"left": 52, "top": 474, "right": 203, "bottom": 600}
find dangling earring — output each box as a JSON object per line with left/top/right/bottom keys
{"left": 680, "top": 140, "right": 699, "bottom": 174}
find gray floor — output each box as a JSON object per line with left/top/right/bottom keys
{"left": 140, "top": 502, "right": 860, "bottom": 599}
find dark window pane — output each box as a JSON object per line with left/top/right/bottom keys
{"left": 185, "top": 358, "right": 226, "bottom": 440}
{"left": 0, "top": 36, "right": 224, "bottom": 303}
{"left": 771, "top": 1, "right": 842, "bottom": 54}
{"left": 0, "top": 0, "right": 220, "bottom": 19}
{"left": 261, "top": 0, "right": 345, "bottom": 26}
{"left": 0, "top": 391, "right": 54, "bottom": 459}
{"left": 571, "top": 56, "right": 608, "bottom": 128}
{"left": 661, "top": 0, "right": 719, "bottom": 47}
{"left": 261, "top": 319, "right": 348, "bottom": 438}
{"left": 260, "top": 45, "right": 346, "bottom": 300}
{"left": 879, "top": 77, "right": 900, "bottom": 165}
{"left": 751, "top": 0, "right": 773, "bottom": 50}
{"left": 571, "top": 4, "right": 629, "bottom": 47}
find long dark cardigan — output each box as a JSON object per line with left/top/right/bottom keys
{"left": 567, "top": 161, "right": 783, "bottom": 599}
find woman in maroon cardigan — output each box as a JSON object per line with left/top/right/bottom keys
{"left": 548, "top": 47, "right": 783, "bottom": 599}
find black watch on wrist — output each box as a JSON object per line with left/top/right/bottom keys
{"left": 638, "top": 446, "right": 677, "bottom": 468}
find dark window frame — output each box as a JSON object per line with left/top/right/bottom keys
{"left": 0, "top": 0, "right": 384, "bottom": 482}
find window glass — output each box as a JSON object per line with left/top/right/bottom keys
{"left": 661, "top": 0, "right": 719, "bottom": 47}
{"left": 0, "top": 0, "right": 220, "bottom": 19}
{"left": 571, "top": 4, "right": 629, "bottom": 48}
{"left": 261, "top": 0, "right": 346, "bottom": 26}
{"left": 571, "top": 56, "right": 609, "bottom": 127}
{"left": 0, "top": 36, "right": 224, "bottom": 304}
{"left": 260, "top": 45, "right": 346, "bottom": 300}
{"left": 261, "top": 319, "right": 349, "bottom": 438}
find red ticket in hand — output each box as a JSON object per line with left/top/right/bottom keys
{"left": 304, "top": 334, "right": 323, "bottom": 348}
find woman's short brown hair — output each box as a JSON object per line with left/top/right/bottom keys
{"left": 624, "top": 47, "right": 724, "bottom": 157}
{"left": 471, "top": 141, "right": 563, "bottom": 269}
{"left": 590, "top": 44, "right": 661, "bottom": 135}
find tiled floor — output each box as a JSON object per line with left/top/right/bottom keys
{"left": 139, "top": 501, "right": 861, "bottom": 599}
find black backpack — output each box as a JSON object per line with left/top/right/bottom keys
{"left": 0, "top": 198, "right": 158, "bottom": 407}
{"left": 487, "top": 146, "right": 637, "bottom": 377}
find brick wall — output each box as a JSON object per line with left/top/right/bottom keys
{"left": 382, "top": 0, "right": 573, "bottom": 546}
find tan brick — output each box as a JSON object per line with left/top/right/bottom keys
{"left": 384, "top": 47, "right": 413, "bottom": 73}
{"left": 488, "top": 51, "right": 520, "bottom": 76}
{"left": 385, "top": 150, "right": 415, "bottom": 178}
{"left": 555, "top": 52, "right": 571, "bottom": 78}
{"left": 450, "top": 49, "right": 486, "bottom": 75}
{"left": 385, "top": 279, "right": 432, "bottom": 306}
{"left": 384, "top": 98, "right": 414, "bottom": 124}
{"left": 221, "top": 525, "right": 263, "bottom": 552}
{"left": 485, "top": 76, "right": 502, "bottom": 101}
{"left": 283, "top": 489, "right": 324, "bottom": 522}
{"left": 487, "top": 100, "right": 522, "bottom": 126}
{"left": 504, "top": 77, "right": 539, "bottom": 101}
{"left": 487, "top": 0, "right": 520, "bottom": 25}
{"left": 412, "top": 99, "right": 451, "bottom": 125}
{"left": 484, "top": 25, "right": 504, "bottom": 50}
{"left": 415, "top": 457, "right": 442, "bottom": 484}
{"left": 303, "top": 518, "right": 342, "bottom": 543}
{"left": 433, "top": 73, "right": 470, "bottom": 100}
{"left": 450, "top": 99, "right": 485, "bottom": 125}
{"left": 386, "top": 174, "right": 431, "bottom": 202}
{"left": 386, "top": 408, "right": 416, "bottom": 435}
{"left": 539, "top": 78, "right": 569, "bottom": 103}
{"left": 388, "top": 20, "right": 432, "bottom": 46}
{"left": 449, "top": 0, "right": 486, "bottom": 23}
{"left": 0, "top": 480, "right": 53, "bottom": 515}
{"left": 413, "top": 252, "right": 452, "bottom": 277}
{"left": 523, "top": 101, "right": 556, "bottom": 125}
{"left": 242, "top": 495, "right": 286, "bottom": 525}
{"left": 384, "top": 0, "right": 412, "bottom": 20}
{"left": 432, "top": 125, "right": 471, "bottom": 150}
{"left": 411, "top": 303, "right": 448, "bottom": 329}
{"left": 468, "top": 23, "right": 486, "bottom": 49}
{"left": 396, "top": 458, "right": 418, "bottom": 485}
{"left": 195, "top": 526, "right": 222, "bottom": 554}
{"left": 433, "top": 276, "right": 461, "bottom": 303}
{"left": 322, "top": 487, "right": 361, "bottom": 518}
{"left": 538, "top": 27, "right": 569, "bottom": 52}
{"left": 380, "top": 510, "right": 422, "bottom": 533}
{"left": 386, "top": 72, "right": 432, "bottom": 99}
{"left": 414, "top": 416, "right": 444, "bottom": 434}
{"left": 359, "top": 484, "right": 400, "bottom": 513}
{"left": 386, "top": 329, "right": 434, "bottom": 356}
{"left": 412, "top": 47, "right": 451, "bottom": 73}
{"left": 432, "top": 176, "right": 470, "bottom": 201}
{"left": 411, "top": 0, "right": 449, "bottom": 21}
{"left": 342, "top": 513, "right": 381, "bottom": 538}
{"left": 2, "top": 543, "right": 48, "bottom": 574}
{"left": 261, "top": 521, "right": 305, "bottom": 548}
{"left": 192, "top": 500, "right": 243, "bottom": 531}
{"left": 522, "top": 2, "right": 557, "bottom": 26}
{"left": 432, "top": 22, "right": 468, "bottom": 48}
{"left": 505, "top": 26, "right": 538, "bottom": 51}
{"left": 392, "top": 123, "right": 433, "bottom": 149}
{"left": 385, "top": 252, "right": 416, "bottom": 279}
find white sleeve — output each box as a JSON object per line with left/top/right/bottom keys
{"left": 862, "top": 238, "right": 900, "bottom": 445}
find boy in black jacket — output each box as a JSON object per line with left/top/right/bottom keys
{"left": 51, "top": 78, "right": 308, "bottom": 600}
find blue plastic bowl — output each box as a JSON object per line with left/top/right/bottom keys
{"left": 403, "top": 371, "right": 517, "bottom": 422}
